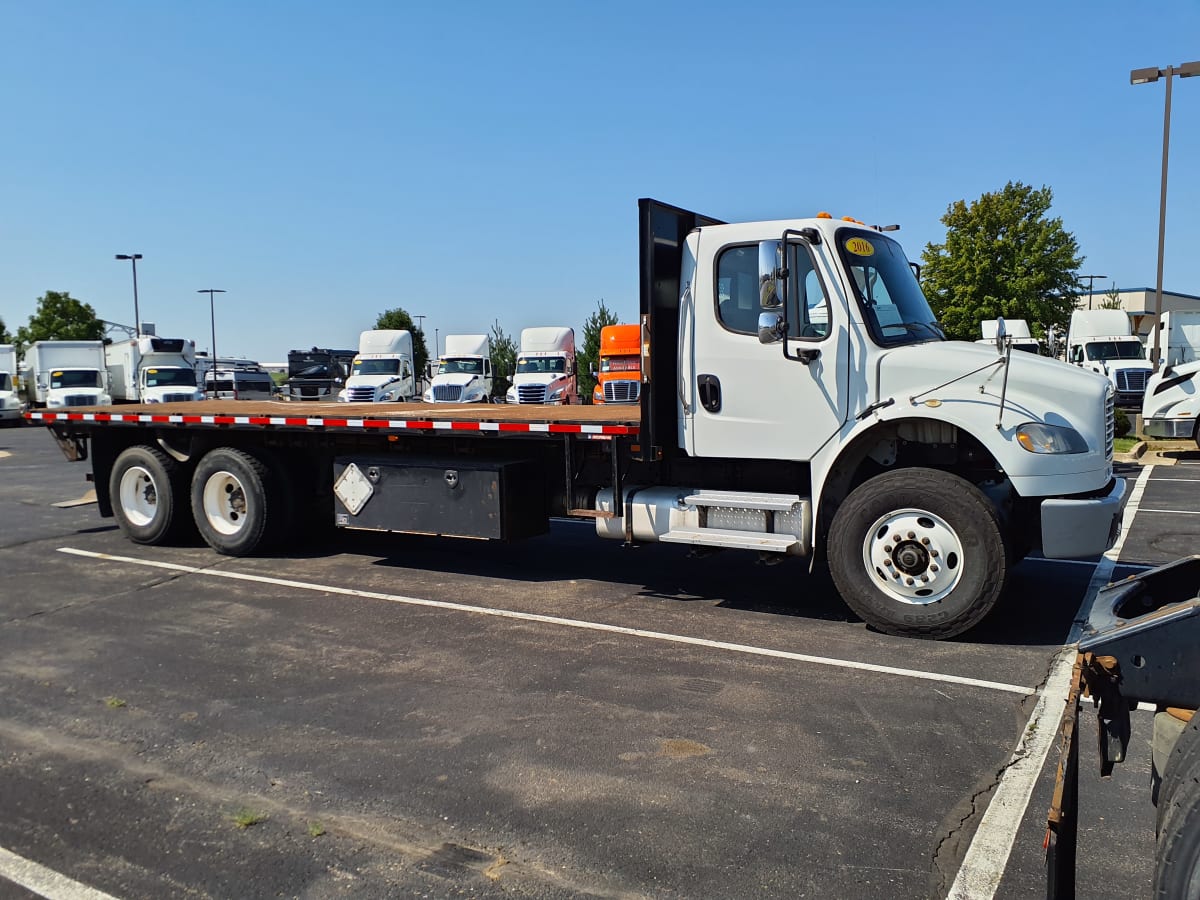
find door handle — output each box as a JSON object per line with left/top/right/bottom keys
{"left": 697, "top": 374, "right": 721, "bottom": 413}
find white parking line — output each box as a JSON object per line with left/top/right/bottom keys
{"left": 1134, "top": 508, "right": 1200, "bottom": 515}
{"left": 947, "top": 464, "right": 1155, "bottom": 899}
{"left": 0, "top": 845, "right": 120, "bottom": 900}
{"left": 57, "top": 547, "right": 1033, "bottom": 696}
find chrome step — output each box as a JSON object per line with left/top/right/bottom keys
{"left": 683, "top": 490, "right": 804, "bottom": 512}
{"left": 659, "top": 526, "right": 799, "bottom": 553}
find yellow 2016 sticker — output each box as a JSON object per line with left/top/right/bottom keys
{"left": 844, "top": 237, "right": 874, "bottom": 256}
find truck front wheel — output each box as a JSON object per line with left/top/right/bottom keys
{"left": 109, "top": 445, "right": 191, "bottom": 545}
{"left": 190, "top": 448, "right": 288, "bottom": 556}
{"left": 827, "top": 468, "right": 1007, "bottom": 639}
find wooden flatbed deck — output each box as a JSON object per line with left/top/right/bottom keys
{"left": 25, "top": 400, "right": 640, "bottom": 437}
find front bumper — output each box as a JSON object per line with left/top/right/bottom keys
{"left": 1039, "top": 477, "right": 1126, "bottom": 558}
{"left": 1143, "top": 416, "right": 1196, "bottom": 440}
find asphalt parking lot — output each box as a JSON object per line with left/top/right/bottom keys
{"left": 0, "top": 424, "right": 1194, "bottom": 899}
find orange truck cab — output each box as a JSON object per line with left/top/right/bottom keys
{"left": 592, "top": 324, "right": 641, "bottom": 405}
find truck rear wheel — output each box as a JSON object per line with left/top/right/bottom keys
{"left": 1158, "top": 718, "right": 1200, "bottom": 834}
{"left": 190, "top": 447, "right": 288, "bottom": 556}
{"left": 109, "top": 445, "right": 190, "bottom": 545}
{"left": 1155, "top": 751, "right": 1200, "bottom": 899}
{"left": 827, "top": 468, "right": 1007, "bottom": 639}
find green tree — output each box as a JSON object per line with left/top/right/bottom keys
{"left": 1099, "top": 283, "right": 1124, "bottom": 310}
{"left": 579, "top": 299, "right": 620, "bottom": 403}
{"left": 374, "top": 307, "right": 430, "bottom": 386}
{"left": 920, "top": 182, "right": 1083, "bottom": 341}
{"left": 0, "top": 315, "right": 12, "bottom": 344}
{"left": 489, "top": 319, "right": 517, "bottom": 400}
{"left": 15, "top": 291, "right": 104, "bottom": 353}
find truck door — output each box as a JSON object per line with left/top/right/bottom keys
{"left": 685, "top": 234, "right": 850, "bottom": 460}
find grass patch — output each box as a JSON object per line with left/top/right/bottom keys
{"left": 103, "top": 697, "right": 126, "bottom": 709}
{"left": 232, "top": 808, "right": 268, "bottom": 829}
{"left": 1113, "top": 437, "right": 1140, "bottom": 453}
{"left": 307, "top": 822, "right": 326, "bottom": 837}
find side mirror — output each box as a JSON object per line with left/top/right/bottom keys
{"left": 758, "top": 312, "right": 785, "bottom": 344}
{"left": 994, "top": 316, "right": 1008, "bottom": 355}
{"left": 589, "top": 363, "right": 597, "bottom": 377}
{"left": 910, "top": 261, "right": 922, "bottom": 281}
{"left": 758, "top": 241, "right": 784, "bottom": 309}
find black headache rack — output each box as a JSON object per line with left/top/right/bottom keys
{"left": 1045, "top": 556, "right": 1200, "bottom": 898}
{"left": 637, "top": 198, "right": 723, "bottom": 464}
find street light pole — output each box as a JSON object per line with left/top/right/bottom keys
{"left": 197, "top": 289, "right": 226, "bottom": 398}
{"left": 114, "top": 254, "right": 143, "bottom": 335}
{"left": 1131, "top": 60, "right": 1200, "bottom": 370}
{"left": 1080, "top": 274, "right": 1107, "bottom": 310}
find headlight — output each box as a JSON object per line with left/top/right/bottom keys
{"left": 423, "top": 390, "right": 433, "bottom": 401}
{"left": 506, "top": 388, "right": 516, "bottom": 401}
{"left": 548, "top": 387, "right": 564, "bottom": 399}
{"left": 337, "top": 390, "right": 348, "bottom": 402}
{"left": 1015, "top": 422, "right": 1089, "bottom": 454}
{"left": 381, "top": 390, "right": 396, "bottom": 401}
{"left": 145, "top": 398, "right": 160, "bottom": 404}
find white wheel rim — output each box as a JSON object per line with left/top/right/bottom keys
{"left": 118, "top": 465, "right": 159, "bottom": 527}
{"left": 862, "top": 508, "right": 964, "bottom": 605}
{"left": 202, "top": 470, "right": 248, "bottom": 536}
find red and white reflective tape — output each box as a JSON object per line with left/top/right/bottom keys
{"left": 23, "top": 410, "right": 639, "bottom": 436}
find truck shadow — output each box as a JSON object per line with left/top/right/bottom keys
{"left": 345, "top": 522, "right": 1082, "bottom": 648}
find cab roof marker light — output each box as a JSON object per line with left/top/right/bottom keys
{"left": 817, "top": 211, "right": 833, "bottom": 219}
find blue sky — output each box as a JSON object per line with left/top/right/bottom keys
{"left": 2, "top": 1, "right": 1198, "bottom": 361}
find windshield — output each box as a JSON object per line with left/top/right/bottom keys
{"left": 144, "top": 368, "right": 196, "bottom": 387}
{"left": 836, "top": 229, "right": 943, "bottom": 346}
{"left": 50, "top": 370, "right": 100, "bottom": 389}
{"left": 517, "top": 356, "right": 567, "bottom": 374}
{"left": 1086, "top": 341, "right": 1146, "bottom": 362}
{"left": 600, "top": 355, "right": 639, "bottom": 373}
{"left": 438, "top": 358, "right": 482, "bottom": 375}
{"left": 352, "top": 358, "right": 400, "bottom": 376}
{"left": 294, "top": 365, "right": 330, "bottom": 378}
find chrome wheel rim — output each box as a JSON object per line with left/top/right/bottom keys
{"left": 862, "top": 508, "right": 964, "bottom": 605}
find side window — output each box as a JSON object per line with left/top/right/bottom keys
{"left": 788, "top": 245, "right": 831, "bottom": 341}
{"left": 716, "top": 246, "right": 761, "bottom": 334}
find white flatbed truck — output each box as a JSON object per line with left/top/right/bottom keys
{"left": 27, "top": 199, "right": 1124, "bottom": 639}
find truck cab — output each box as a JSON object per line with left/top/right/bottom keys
{"left": 506, "top": 327, "right": 578, "bottom": 405}
{"left": 24, "top": 341, "right": 111, "bottom": 408}
{"left": 592, "top": 324, "right": 641, "bottom": 404}
{"left": 1066, "top": 309, "right": 1153, "bottom": 407}
{"left": 106, "top": 337, "right": 203, "bottom": 404}
{"left": 976, "top": 319, "right": 1041, "bottom": 354}
{"left": 424, "top": 334, "right": 492, "bottom": 403}
{"left": 0, "top": 345, "right": 21, "bottom": 422}
{"left": 339, "top": 330, "right": 416, "bottom": 403}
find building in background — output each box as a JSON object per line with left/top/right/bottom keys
{"left": 1076, "top": 288, "right": 1200, "bottom": 339}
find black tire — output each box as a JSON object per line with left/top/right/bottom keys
{"left": 1159, "top": 718, "right": 1200, "bottom": 834}
{"left": 109, "top": 445, "right": 191, "bottom": 545}
{"left": 1155, "top": 756, "right": 1200, "bottom": 899}
{"left": 827, "top": 467, "right": 1007, "bottom": 639}
{"left": 190, "top": 447, "right": 289, "bottom": 556}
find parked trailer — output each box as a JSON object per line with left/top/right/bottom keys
{"left": 27, "top": 199, "right": 1124, "bottom": 639}
{"left": 1046, "top": 557, "right": 1200, "bottom": 897}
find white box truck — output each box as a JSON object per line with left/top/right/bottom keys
{"left": 23, "top": 341, "right": 111, "bottom": 408}
{"left": 506, "top": 327, "right": 578, "bottom": 404}
{"left": 338, "top": 330, "right": 416, "bottom": 403}
{"left": 0, "top": 345, "right": 21, "bottom": 423}
{"left": 424, "top": 334, "right": 493, "bottom": 403}
{"left": 1146, "top": 310, "right": 1200, "bottom": 367}
{"left": 105, "top": 336, "right": 203, "bottom": 404}
{"left": 977, "top": 319, "right": 1040, "bottom": 354}
{"left": 1066, "top": 309, "right": 1153, "bottom": 407}
{"left": 28, "top": 198, "right": 1124, "bottom": 640}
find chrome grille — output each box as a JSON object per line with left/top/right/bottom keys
{"left": 517, "top": 385, "right": 547, "bottom": 404}
{"left": 346, "top": 386, "right": 377, "bottom": 402}
{"left": 64, "top": 394, "right": 97, "bottom": 407}
{"left": 432, "top": 384, "right": 463, "bottom": 401}
{"left": 1115, "top": 369, "right": 1149, "bottom": 393}
{"left": 603, "top": 380, "right": 640, "bottom": 403}
{"left": 1105, "top": 390, "right": 1115, "bottom": 461}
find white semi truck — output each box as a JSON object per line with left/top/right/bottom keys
{"left": 338, "top": 330, "right": 416, "bottom": 403}
{"left": 0, "top": 345, "right": 21, "bottom": 423}
{"left": 1146, "top": 310, "right": 1200, "bottom": 368}
{"left": 105, "top": 336, "right": 204, "bottom": 404}
{"left": 506, "top": 327, "right": 578, "bottom": 405}
{"left": 424, "top": 334, "right": 493, "bottom": 403}
{"left": 23, "top": 341, "right": 111, "bottom": 408}
{"left": 28, "top": 199, "right": 1123, "bottom": 640}
{"left": 1066, "top": 309, "right": 1153, "bottom": 407}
